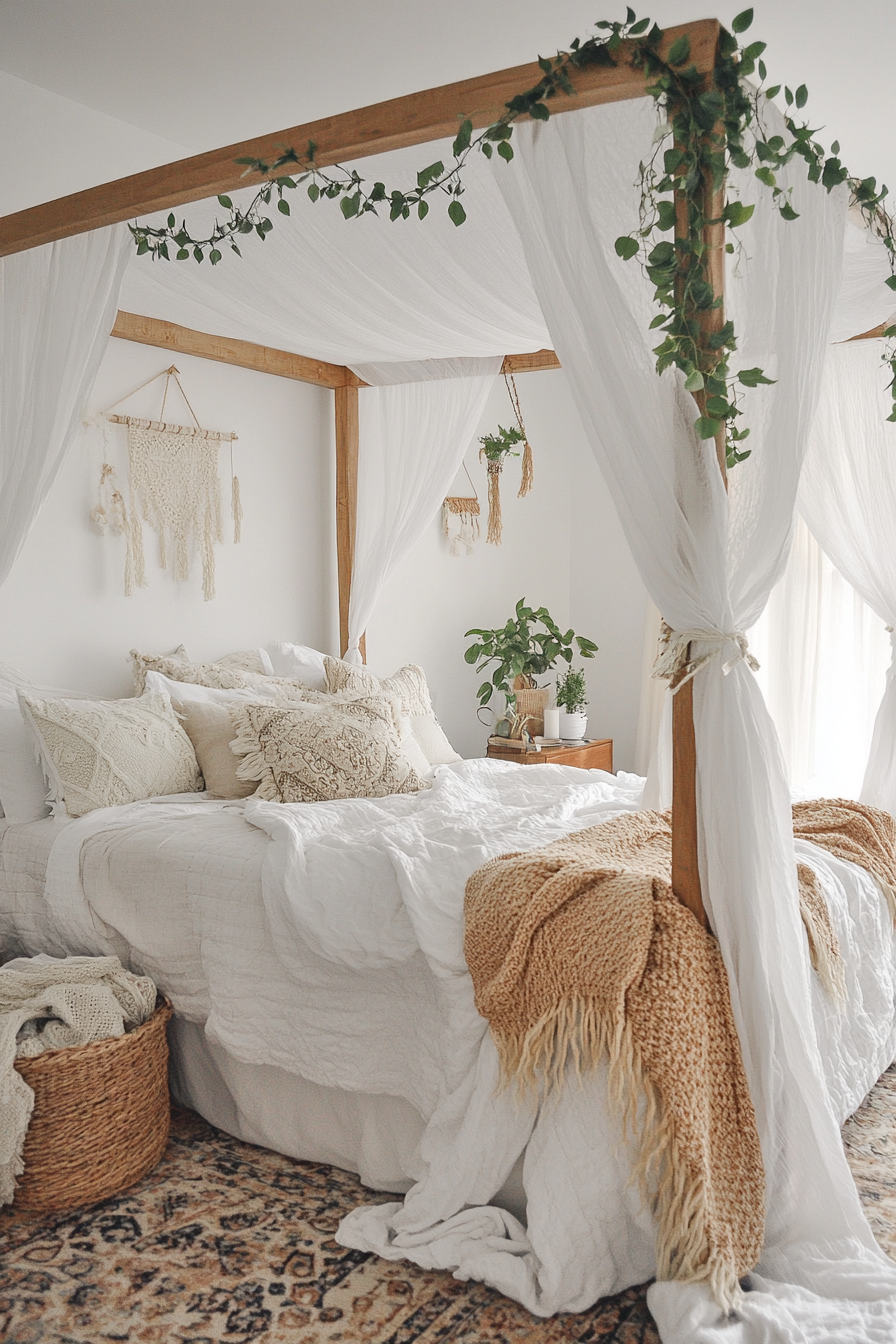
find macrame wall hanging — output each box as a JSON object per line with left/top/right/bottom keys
{"left": 91, "top": 366, "right": 241, "bottom": 602}
{"left": 476, "top": 371, "right": 536, "bottom": 547}
{"left": 442, "top": 459, "right": 481, "bottom": 556}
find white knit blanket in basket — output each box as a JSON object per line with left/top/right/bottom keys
{"left": 0, "top": 954, "right": 157, "bottom": 1205}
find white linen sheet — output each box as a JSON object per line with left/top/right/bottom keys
{"left": 0, "top": 761, "right": 894, "bottom": 1321}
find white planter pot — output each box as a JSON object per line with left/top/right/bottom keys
{"left": 559, "top": 711, "right": 587, "bottom": 740}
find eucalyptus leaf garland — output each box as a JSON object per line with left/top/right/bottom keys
{"left": 130, "top": 9, "right": 896, "bottom": 462}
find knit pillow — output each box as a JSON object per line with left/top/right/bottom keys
{"left": 18, "top": 690, "right": 203, "bottom": 818}
{"left": 323, "top": 658, "right": 462, "bottom": 766}
{"left": 230, "top": 696, "right": 430, "bottom": 803}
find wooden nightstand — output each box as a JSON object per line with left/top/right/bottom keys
{"left": 486, "top": 738, "right": 614, "bottom": 771}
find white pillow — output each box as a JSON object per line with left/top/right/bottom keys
{"left": 264, "top": 642, "right": 329, "bottom": 691}
{"left": 0, "top": 664, "right": 96, "bottom": 824}
{"left": 144, "top": 670, "right": 285, "bottom": 707}
{"left": 18, "top": 689, "right": 203, "bottom": 818}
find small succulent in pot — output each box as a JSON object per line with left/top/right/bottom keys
{"left": 555, "top": 667, "right": 589, "bottom": 741}
{"left": 555, "top": 668, "right": 588, "bottom": 714}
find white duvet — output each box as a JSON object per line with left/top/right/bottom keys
{"left": 4, "top": 759, "right": 895, "bottom": 1324}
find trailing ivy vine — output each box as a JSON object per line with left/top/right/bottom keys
{"left": 130, "top": 9, "right": 896, "bottom": 461}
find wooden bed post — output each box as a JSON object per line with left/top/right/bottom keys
{"left": 670, "top": 54, "right": 726, "bottom": 933}
{"left": 334, "top": 385, "right": 365, "bottom": 662}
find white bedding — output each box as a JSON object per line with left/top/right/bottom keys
{"left": 0, "top": 760, "right": 894, "bottom": 1319}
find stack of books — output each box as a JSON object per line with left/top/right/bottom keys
{"left": 488, "top": 735, "right": 569, "bottom": 751}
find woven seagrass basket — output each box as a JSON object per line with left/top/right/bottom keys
{"left": 12, "top": 995, "right": 173, "bottom": 1213}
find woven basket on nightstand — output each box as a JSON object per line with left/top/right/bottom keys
{"left": 12, "top": 995, "right": 173, "bottom": 1213}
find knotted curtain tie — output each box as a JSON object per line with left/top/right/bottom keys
{"left": 653, "top": 621, "right": 760, "bottom": 692}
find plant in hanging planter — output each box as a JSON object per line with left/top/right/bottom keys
{"left": 465, "top": 599, "right": 597, "bottom": 734}
{"left": 556, "top": 666, "right": 589, "bottom": 739}
{"left": 478, "top": 425, "right": 525, "bottom": 545}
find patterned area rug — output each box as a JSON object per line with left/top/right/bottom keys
{"left": 1, "top": 1064, "right": 894, "bottom": 1344}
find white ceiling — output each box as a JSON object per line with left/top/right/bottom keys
{"left": 0, "top": 0, "right": 894, "bottom": 201}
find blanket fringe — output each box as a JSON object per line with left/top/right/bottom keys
{"left": 797, "top": 864, "right": 847, "bottom": 1005}
{"left": 493, "top": 996, "right": 743, "bottom": 1312}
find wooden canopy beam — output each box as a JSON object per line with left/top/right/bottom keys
{"left": 847, "top": 321, "right": 893, "bottom": 341}
{"left": 112, "top": 311, "right": 563, "bottom": 386}
{"left": 0, "top": 21, "right": 720, "bottom": 258}
{"left": 668, "top": 52, "right": 726, "bottom": 933}
{"left": 501, "top": 349, "right": 561, "bottom": 375}
{"left": 111, "top": 311, "right": 366, "bottom": 389}
{"left": 335, "top": 385, "right": 364, "bottom": 662}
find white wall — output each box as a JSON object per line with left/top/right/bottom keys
{"left": 368, "top": 370, "right": 649, "bottom": 766}
{"left": 0, "top": 337, "right": 336, "bottom": 696}
{"left": 0, "top": 347, "right": 649, "bottom": 768}
{"left": 0, "top": 70, "right": 189, "bottom": 215}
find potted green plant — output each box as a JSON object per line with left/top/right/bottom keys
{"left": 556, "top": 667, "right": 589, "bottom": 740}
{"left": 465, "top": 599, "right": 597, "bottom": 735}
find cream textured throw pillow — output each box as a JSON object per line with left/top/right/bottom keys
{"left": 215, "top": 649, "right": 268, "bottom": 675}
{"left": 130, "top": 650, "right": 312, "bottom": 700}
{"left": 323, "top": 658, "right": 462, "bottom": 766}
{"left": 18, "top": 690, "right": 203, "bottom": 818}
{"left": 230, "top": 697, "right": 430, "bottom": 803}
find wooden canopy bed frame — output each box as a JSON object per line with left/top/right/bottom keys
{"left": 0, "top": 16, "right": 885, "bottom": 936}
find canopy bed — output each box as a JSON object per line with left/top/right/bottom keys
{"left": 2, "top": 14, "right": 896, "bottom": 1343}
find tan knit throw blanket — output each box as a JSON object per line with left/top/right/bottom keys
{"left": 464, "top": 810, "right": 765, "bottom": 1311}
{"left": 793, "top": 798, "right": 896, "bottom": 922}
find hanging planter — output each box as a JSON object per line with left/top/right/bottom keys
{"left": 504, "top": 370, "right": 534, "bottom": 499}
{"left": 478, "top": 425, "right": 525, "bottom": 546}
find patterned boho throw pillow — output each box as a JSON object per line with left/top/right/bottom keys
{"left": 323, "top": 658, "right": 462, "bottom": 766}
{"left": 229, "top": 697, "right": 430, "bottom": 803}
{"left": 18, "top": 690, "right": 203, "bottom": 818}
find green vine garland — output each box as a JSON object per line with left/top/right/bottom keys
{"left": 130, "top": 9, "right": 896, "bottom": 463}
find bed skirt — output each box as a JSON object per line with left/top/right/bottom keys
{"left": 167, "top": 1015, "right": 528, "bottom": 1221}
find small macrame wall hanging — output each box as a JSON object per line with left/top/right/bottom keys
{"left": 476, "top": 371, "right": 535, "bottom": 546}
{"left": 442, "top": 459, "right": 481, "bottom": 556}
{"left": 91, "top": 365, "right": 241, "bottom": 602}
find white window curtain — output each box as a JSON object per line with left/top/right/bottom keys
{"left": 494, "top": 99, "right": 896, "bottom": 1338}
{"left": 798, "top": 338, "right": 896, "bottom": 813}
{"left": 749, "top": 515, "right": 890, "bottom": 798}
{"left": 342, "top": 357, "right": 501, "bottom": 663}
{"left": 0, "top": 224, "right": 132, "bottom": 588}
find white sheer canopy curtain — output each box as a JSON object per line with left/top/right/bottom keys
{"left": 800, "top": 338, "right": 896, "bottom": 813}
{"left": 496, "top": 97, "right": 896, "bottom": 1342}
{"left": 342, "top": 358, "right": 500, "bottom": 664}
{"left": 0, "top": 225, "right": 132, "bottom": 587}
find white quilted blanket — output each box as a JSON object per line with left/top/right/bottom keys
{"left": 12, "top": 760, "right": 896, "bottom": 1317}
{"left": 0, "top": 954, "right": 157, "bottom": 1205}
